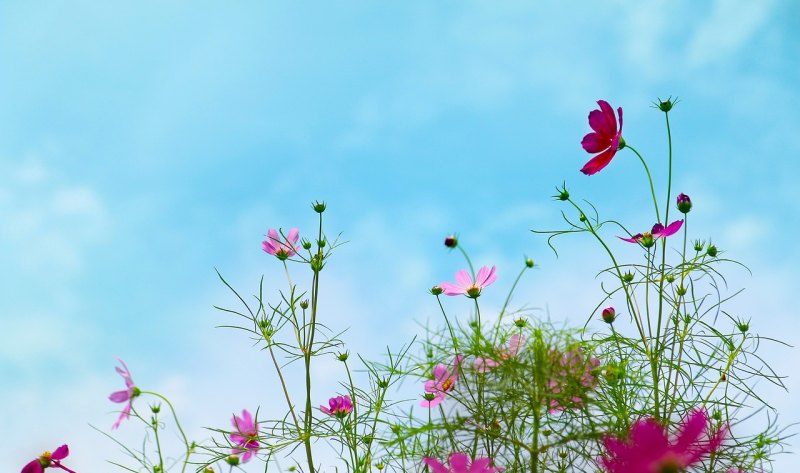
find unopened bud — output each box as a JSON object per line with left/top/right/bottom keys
{"left": 665, "top": 274, "right": 675, "bottom": 283}
{"left": 622, "top": 271, "right": 634, "bottom": 283}
{"left": 225, "top": 455, "right": 240, "bottom": 466}
{"left": 676, "top": 285, "right": 687, "bottom": 296}
{"left": 601, "top": 307, "right": 616, "bottom": 324}
{"left": 693, "top": 239, "right": 704, "bottom": 252}
{"left": 706, "top": 245, "right": 718, "bottom": 258}
{"left": 337, "top": 351, "right": 349, "bottom": 362}
{"left": 676, "top": 193, "right": 692, "bottom": 213}
{"left": 514, "top": 318, "right": 527, "bottom": 328}
{"left": 657, "top": 97, "right": 675, "bottom": 112}
{"left": 444, "top": 235, "right": 458, "bottom": 248}
{"left": 525, "top": 257, "right": 534, "bottom": 268}
{"left": 150, "top": 403, "right": 161, "bottom": 414}
{"left": 430, "top": 286, "right": 443, "bottom": 296}
{"left": 312, "top": 201, "right": 327, "bottom": 213}
{"left": 737, "top": 321, "right": 750, "bottom": 333}
{"left": 301, "top": 239, "right": 312, "bottom": 250}
{"left": 300, "top": 299, "right": 309, "bottom": 309}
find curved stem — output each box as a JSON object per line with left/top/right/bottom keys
{"left": 457, "top": 245, "right": 476, "bottom": 280}
{"left": 626, "top": 145, "right": 661, "bottom": 223}
{"left": 140, "top": 391, "right": 191, "bottom": 473}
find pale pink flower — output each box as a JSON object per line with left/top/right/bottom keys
{"left": 108, "top": 358, "right": 139, "bottom": 430}
{"left": 421, "top": 355, "right": 463, "bottom": 408}
{"left": 320, "top": 395, "right": 353, "bottom": 418}
{"left": 423, "top": 452, "right": 504, "bottom": 473}
{"left": 474, "top": 334, "right": 525, "bottom": 373}
{"left": 261, "top": 228, "right": 300, "bottom": 260}
{"left": 440, "top": 266, "right": 497, "bottom": 298}
{"left": 230, "top": 409, "right": 260, "bottom": 463}
{"left": 547, "top": 347, "right": 600, "bottom": 413}
{"left": 21, "top": 445, "right": 76, "bottom": 473}
{"left": 600, "top": 409, "right": 727, "bottom": 473}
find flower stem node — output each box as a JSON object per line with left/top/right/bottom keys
{"left": 601, "top": 307, "right": 616, "bottom": 324}
{"left": 444, "top": 234, "right": 458, "bottom": 248}
{"left": 676, "top": 193, "right": 692, "bottom": 213}
{"left": 312, "top": 201, "right": 326, "bottom": 213}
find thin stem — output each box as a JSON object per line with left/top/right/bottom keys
{"left": 457, "top": 245, "right": 476, "bottom": 280}
{"left": 492, "top": 265, "right": 528, "bottom": 346}
{"left": 140, "top": 391, "right": 191, "bottom": 473}
{"left": 626, "top": 145, "right": 661, "bottom": 223}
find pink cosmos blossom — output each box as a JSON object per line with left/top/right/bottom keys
{"left": 423, "top": 452, "right": 504, "bottom": 473}
{"left": 421, "top": 355, "right": 463, "bottom": 408}
{"left": 547, "top": 347, "right": 600, "bottom": 413}
{"left": 600, "top": 409, "right": 727, "bottom": 473}
{"left": 474, "top": 334, "right": 525, "bottom": 373}
{"left": 261, "top": 228, "right": 300, "bottom": 259}
{"left": 440, "top": 266, "right": 497, "bottom": 298}
{"left": 230, "top": 409, "right": 260, "bottom": 463}
{"left": 581, "top": 100, "right": 624, "bottom": 176}
{"left": 320, "top": 395, "right": 354, "bottom": 417}
{"left": 108, "top": 358, "right": 138, "bottom": 430}
{"left": 21, "top": 445, "right": 76, "bottom": 473}
{"left": 619, "top": 220, "right": 684, "bottom": 245}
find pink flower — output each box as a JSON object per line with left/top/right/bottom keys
{"left": 421, "top": 355, "right": 463, "bottom": 408}
{"left": 230, "top": 409, "right": 260, "bottom": 463}
{"left": 320, "top": 395, "right": 354, "bottom": 418}
{"left": 600, "top": 409, "right": 727, "bottom": 473}
{"left": 261, "top": 228, "right": 300, "bottom": 260}
{"left": 546, "top": 347, "right": 600, "bottom": 413}
{"left": 619, "top": 220, "right": 684, "bottom": 247}
{"left": 423, "top": 452, "right": 504, "bottom": 473}
{"left": 474, "top": 334, "right": 525, "bottom": 373}
{"left": 440, "top": 266, "right": 497, "bottom": 298}
{"left": 108, "top": 358, "right": 139, "bottom": 430}
{"left": 21, "top": 445, "right": 76, "bottom": 473}
{"left": 581, "top": 100, "right": 624, "bottom": 176}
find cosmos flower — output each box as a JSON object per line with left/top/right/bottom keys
{"left": 21, "top": 445, "right": 76, "bottom": 473}
{"left": 423, "top": 452, "right": 504, "bottom": 473}
{"left": 230, "top": 409, "right": 260, "bottom": 463}
{"left": 261, "top": 228, "right": 300, "bottom": 260}
{"left": 421, "top": 355, "right": 463, "bottom": 408}
{"left": 108, "top": 358, "right": 139, "bottom": 430}
{"left": 440, "top": 266, "right": 497, "bottom": 298}
{"left": 474, "top": 334, "right": 525, "bottom": 373}
{"left": 580, "top": 100, "right": 624, "bottom": 175}
{"left": 619, "top": 220, "right": 684, "bottom": 247}
{"left": 600, "top": 409, "right": 727, "bottom": 473}
{"left": 320, "top": 395, "right": 354, "bottom": 418}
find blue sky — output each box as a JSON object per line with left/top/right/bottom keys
{"left": 1, "top": 0, "right": 798, "bottom": 470}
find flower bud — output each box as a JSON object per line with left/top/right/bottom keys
{"left": 377, "top": 378, "right": 389, "bottom": 389}
{"left": 706, "top": 244, "right": 718, "bottom": 258}
{"left": 444, "top": 235, "right": 458, "bottom": 248}
{"left": 622, "top": 271, "right": 634, "bottom": 283}
{"left": 514, "top": 318, "right": 527, "bottom": 328}
{"left": 430, "top": 285, "right": 443, "bottom": 296}
{"left": 554, "top": 183, "right": 570, "bottom": 201}
{"left": 225, "top": 455, "right": 240, "bottom": 466}
{"left": 301, "top": 239, "right": 312, "bottom": 250}
{"left": 579, "top": 213, "right": 587, "bottom": 223}
{"left": 337, "top": 351, "right": 349, "bottom": 362}
{"left": 299, "top": 299, "right": 309, "bottom": 309}
{"left": 665, "top": 274, "right": 675, "bottom": 283}
{"left": 656, "top": 96, "right": 676, "bottom": 112}
{"left": 542, "top": 429, "right": 551, "bottom": 437}
{"left": 525, "top": 257, "right": 534, "bottom": 268}
{"left": 601, "top": 307, "right": 616, "bottom": 324}
{"left": 676, "top": 285, "right": 687, "bottom": 296}
{"left": 693, "top": 239, "right": 704, "bottom": 252}
{"left": 737, "top": 321, "right": 750, "bottom": 333}
{"left": 312, "top": 201, "right": 327, "bottom": 213}
{"left": 676, "top": 193, "right": 692, "bottom": 213}
{"left": 150, "top": 403, "right": 161, "bottom": 414}
{"left": 204, "top": 468, "right": 215, "bottom": 473}
{"left": 712, "top": 409, "right": 722, "bottom": 421}
{"left": 310, "top": 254, "right": 324, "bottom": 272}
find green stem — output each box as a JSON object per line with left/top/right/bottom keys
{"left": 140, "top": 392, "right": 191, "bottom": 473}
{"left": 626, "top": 145, "right": 661, "bottom": 223}
{"left": 492, "top": 265, "right": 528, "bottom": 346}
{"left": 457, "top": 245, "right": 476, "bottom": 279}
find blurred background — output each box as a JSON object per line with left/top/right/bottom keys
{"left": 1, "top": 0, "right": 797, "bottom": 470}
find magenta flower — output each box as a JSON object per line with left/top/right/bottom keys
{"left": 230, "top": 409, "right": 260, "bottom": 463}
{"left": 619, "top": 220, "right": 684, "bottom": 247}
{"left": 261, "top": 228, "right": 300, "bottom": 260}
{"left": 581, "top": 100, "right": 624, "bottom": 176}
{"left": 423, "top": 452, "right": 504, "bottom": 473}
{"left": 600, "top": 409, "right": 727, "bottom": 473}
{"left": 108, "top": 357, "right": 139, "bottom": 430}
{"left": 440, "top": 266, "right": 497, "bottom": 298}
{"left": 474, "top": 334, "right": 525, "bottom": 373}
{"left": 21, "top": 445, "right": 76, "bottom": 473}
{"left": 320, "top": 395, "right": 354, "bottom": 418}
{"left": 421, "top": 355, "right": 463, "bottom": 408}
{"left": 601, "top": 307, "right": 616, "bottom": 324}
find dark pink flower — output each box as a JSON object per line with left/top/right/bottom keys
{"left": 474, "top": 334, "right": 525, "bottom": 373}
{"left": 21, "top": 445, "right": 76, "bottom": 473}
{"left": 261, "top": 228, "right": 300, "bottom": 260}
{"left": 230, "top": 409, "right": 260, "bottom": 463}
{"left": 600, "top": 409, "right": 727, "bottom": 473}
{"left": 602, "top": 307, "right": 616, "bottom": 324}
{"left": 421, "top": 355, "right": 463, "bottom": 408}
{"left": 423, "top": 452, "right": 504, "bottom": 473}
{"left": 440, "top": 266, "right": 497, "bottom": 298}
{"left": 109, "top": 358, "right": 139, "bottom": 430}
{"left": 619, "top": 220, "right": 684, "bottom": 247}
{"left": 581, "top": 100, "right": 624, "bottom": 176}
{"left": 320, "top": 395, "right": 353, "bottom": 418}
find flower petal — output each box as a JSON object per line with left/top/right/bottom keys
{"left": 454, "top": 269, "right": 473, "bottom": 288}
{"left": 618, "top": 233, "right": 643, "bottom": 243}
{"left": 109, "top": 389, "right": 131, "bottom": 403}
{"left": 476, "top": 265, "right": 497, "bottom": 288}
{"left": 52, "top": 444, "right": 69, "bottom": 460}
{"left": 588, "top": 108, "right": 612, "bottom": 136}
{"left": 598, "top": 100, "right": 618, "bottom": 135}
{"left": 439, "top": 282, "right": 465, "bottom": 296}
{"left": 581, "top": 132, "right": 612, "bottom": 153}
{"left": 580, "top": 147, "right": 617, "bottom": 176}
{"left": 21, "top": 459, "right": 43, "bottom": 473}
{"left": 657, "top": 219, "right": 684, "bottom": 238}
{"left": 423, "top": 457, "right": 450, "bottom": 473}
{"left": 448, "top": 452, "right": 471, "bottom": 472}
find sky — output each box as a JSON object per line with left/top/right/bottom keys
{"left": 1, "top": 0, "right": 798, "bottom": 470}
